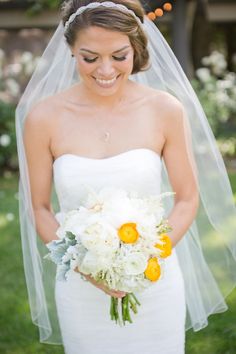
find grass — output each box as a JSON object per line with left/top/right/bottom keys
{"left": 0, "top": 172, "right": 236, "bottom": 354}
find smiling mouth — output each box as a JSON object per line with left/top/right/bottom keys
{"left": 93, "top": 75, "right": 121, "bottom": 86}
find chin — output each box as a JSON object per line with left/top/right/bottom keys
{"left": 89, "top": 74, "right": 129, "bottom": 97}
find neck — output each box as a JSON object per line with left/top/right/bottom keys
{"left": 79, "top": 80, "right": 133, "bottom": 110}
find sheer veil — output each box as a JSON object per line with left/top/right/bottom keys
{"left": 15, "top": 13, "right": 236, "bottom": 344}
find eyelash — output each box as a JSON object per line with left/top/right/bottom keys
{"left": 83, "top": 56, "right": 127, "bottom": 63}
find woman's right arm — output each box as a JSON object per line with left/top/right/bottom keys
{"left": 24, "top": 104, "right": 126, "bottom": 298}
{"left": 23, "top": 103, "right": 60, "bottom": 244}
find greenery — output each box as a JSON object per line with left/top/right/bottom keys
{"left": 191, "top": 51, "right": 236, "bottom": 143}
{"left": 27, "top": 0, "right": 62, "bottom": 15}
{"left": 0, "top": 173, "right": 236, "bottom": 353}
{"left": 0, "top": 49, "right": 39, "bottom": 173}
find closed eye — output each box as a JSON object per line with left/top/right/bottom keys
{"left": 83, "top": 57, "right": 98, "bottom": 63}
{"left": 83, "top": 56, "right": 127, "bottom": 63}
{"left": 113, "top": 56, "right": 127, "bottom": 61}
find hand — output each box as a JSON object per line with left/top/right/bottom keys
{"left": 75, "top": 267, "right": 126, "bottom": 298}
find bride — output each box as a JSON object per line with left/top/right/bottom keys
{"left": 16, "top": 1, "right": 236, "bottom": 353}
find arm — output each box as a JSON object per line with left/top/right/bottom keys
{"left": 23, "top": 103, "right": 60, "bottom": 244}
{"left": 24, "top": 104, "right": 126, "bottom": 298}
{"left": 162, "top": 98, "right": 199, "bottom": 248}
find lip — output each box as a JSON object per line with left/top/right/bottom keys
{"left": 92, "top": 74, "right": 121, "bottom": 88}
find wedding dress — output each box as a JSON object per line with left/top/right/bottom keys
{"left": 53, "top": 148, "right": 186, "bottom": 354}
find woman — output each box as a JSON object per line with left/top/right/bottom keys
{"left": 16, "top": 0, "right": 236, "bottom": 353}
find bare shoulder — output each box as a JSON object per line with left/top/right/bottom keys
{"left": 133, "top": 82, "right": 184, "bottom": 114}
{"left": 24, "top": 93, "right": 62, "bottom": 131}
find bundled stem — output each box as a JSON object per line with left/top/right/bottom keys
{"left": 110, "top": 293, "right": 141, "bottom": 326}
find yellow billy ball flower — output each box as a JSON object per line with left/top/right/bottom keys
{"left": 118, "top": 222, "right": 139, "bottom": 244}
{"left": 144, "top": 257, "right": 161, "bottom": 281}
{"left": 155, "top": 233, "right": 172, "bottom": 258}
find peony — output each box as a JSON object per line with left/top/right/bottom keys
{"left": 80, "top": 221, "right": 120, "bottom": 255}
{"left": 79, "top": 250, "right": 114, "bottom": 275}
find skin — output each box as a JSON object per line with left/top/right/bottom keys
{"left": 24, "top": 26, "right": 199, "bottom": 298}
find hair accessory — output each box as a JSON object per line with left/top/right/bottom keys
{"left": 64, "top": 1, "right": 142, "bottom": 31}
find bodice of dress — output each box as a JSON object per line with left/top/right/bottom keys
{"left": 53, "top": 148, "right": 162, "bottom": 216}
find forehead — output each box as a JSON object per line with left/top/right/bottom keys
{"left": 74, "top": 26, "right": 131, "bottom": 52}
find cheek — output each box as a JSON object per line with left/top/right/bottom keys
{"left": 117, "top": 55, "right": 134, "bottom": 74}
{"left": 76, "top": 59, "right": 95, "bottom": 76}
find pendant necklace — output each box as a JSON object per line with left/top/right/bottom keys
{"left": 103, "top": 131, "right": 110, "bottom": 142}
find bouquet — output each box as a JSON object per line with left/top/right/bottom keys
{"left": 45, "top": 187, "right": 174, "bottom": 325}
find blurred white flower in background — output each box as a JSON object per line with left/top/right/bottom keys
{"left": 202, "top": 50, "right": 227, "bottom": 76}
{"left": 6, "top": 213, "right": 15, "bottom": 221}
{"left": 0, "top": 48, "right": 5, "bottom": 62}
{"left": 14, "top": 192, "right": 19, "bottom": 200}
{"left": 20, "top": 51, "right": 39, "bottom": 75}
{"left": 6, "top": 63, "right": 23, "bottom": 77}
{"left": 0, "top": 49, "right": 40, "bottom": 103}
{"left": 0, "top": 134, "right": 11, "bottom": 147}
{"left": 196, "top": 68, "right": 211, "bottom": 83}
{"left": 6, "top": 78, "right": 20, "bottom": 97}
{"left": 192, "top": 50, "right": 236, "bottom": 155}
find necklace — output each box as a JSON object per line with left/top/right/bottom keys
{"left": 103, "top": 131, "right": 110, "bottom": 142}
{"left": 97, "top": 117, "right": 117, "bottom": 143}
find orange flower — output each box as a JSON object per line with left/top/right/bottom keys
{"left": 155, "top": 8, "right": 164, "bottom": 17}
{"left": 144, "top": 257, "right": 161, "bottom": 281}
{"left": 163, "top": 3, "right": 172, "bottom": 12}
{"left": 118, "top": 222, "right": 139, "bottom": 244}
{"left": 155, "top": 233, "right": 172, "bottom": 258}
{"left": 147, "top": 12, "right": 156, "bottom": 21}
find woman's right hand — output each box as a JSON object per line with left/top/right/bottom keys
{"left": 75, "top": 268, "right": 126, "bottom": 298}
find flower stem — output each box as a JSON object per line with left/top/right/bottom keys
{"left": 110, "top": 293, "right": 141, "bottom": 325}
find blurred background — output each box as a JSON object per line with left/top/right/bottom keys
{"left": 0, "top": 1, "right": 235, "bottom": 353}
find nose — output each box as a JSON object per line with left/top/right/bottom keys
{"left": 97, "top": 59, "right": 116, "bottom": 78}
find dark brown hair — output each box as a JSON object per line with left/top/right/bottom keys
{"left": 61, "top": 0, "right": 149, "bottom": 74}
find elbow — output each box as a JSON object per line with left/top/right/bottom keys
{"left": 175, "top": 190, "right": 199, "bottom": 216}
{"left": 189, "top": 190, "right": 200, "bottom": 217}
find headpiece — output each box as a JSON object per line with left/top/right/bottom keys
{"left": 64, "top": 1, "right": 142, "bottom": 31}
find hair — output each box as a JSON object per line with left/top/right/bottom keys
{"left": 61, "top": 0, "right": 150, "bottom": 74}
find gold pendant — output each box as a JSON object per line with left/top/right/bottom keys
{"left": 104, "top": 131, "right": 110, "bottom": 142}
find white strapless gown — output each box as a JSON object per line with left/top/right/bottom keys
{"left": 53, "top": 148, "right": 186, "bottom": 354}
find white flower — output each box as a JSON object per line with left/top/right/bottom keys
{"left": 6, "top": 213, "right": 14, "bottom": 221}
{"left": 83, "top": 186, "right": 141, "bottom": 227}
{"left": 6, "top": 63, "right": 22, "bottom": 76}
{"left": 0, "top": 134, "right": 11, "bottom": 147}
{"left": 20, "top": 51, "right": 33, "bottom": 65}
{"left": 122, "top": 252, "right": 147, "bottom": 275}
{"left": 201, "top": 51, "right": 227, "bottom": 76}
{"left": 6, "top": 78, "right": 20, "bottom": 97}
{"left": 80, "top": 221, "right": 120, "bottom": 255}
{"left": 79, "top": 251, "right": 114, "bottom": 275}
{"left": 196, "top": 68, "right": 211, "bottom": 83}
{"left": 56, "top": 209, "right": 82, "bottom": 238}
{"left": 0, "top": 48, "right": 5, "bottom": 62}
{"left": 216, "top": 91, "right": 230, "bottom": 105}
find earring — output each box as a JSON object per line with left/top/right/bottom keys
{"left": 71, "top": 54, "right": 75, "bottom": 57}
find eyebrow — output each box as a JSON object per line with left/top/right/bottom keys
{"left": 79, "top": 45, "right": 131, "bottom": 55}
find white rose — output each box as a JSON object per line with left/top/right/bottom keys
{"left": 79, "top": 251, "right": 113, "bottom": 275}
{"left": 123, "top": 252, "right": 147, "bottom": 275}
{"left": 80, "top": 221, "right": 120, "bottom": 254}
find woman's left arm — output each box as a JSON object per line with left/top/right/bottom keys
{"left": 162, "top": 97, "right": 199, "bottom": 248}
